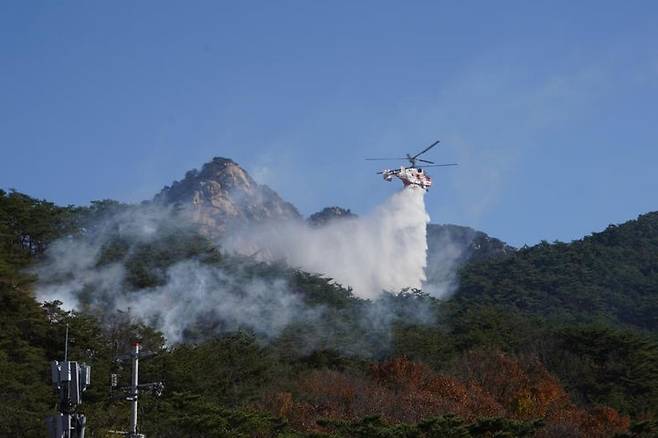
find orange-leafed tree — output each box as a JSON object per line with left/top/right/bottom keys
{"left": 259, "top": 354, "right": 630, "bottom": 436}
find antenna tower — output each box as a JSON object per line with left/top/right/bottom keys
{"left": 47, "top": 324, "right": 91, "bottom": 438}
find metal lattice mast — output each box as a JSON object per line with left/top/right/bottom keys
{"left": 47, "top": 324, "right": 91, "bottom": 438}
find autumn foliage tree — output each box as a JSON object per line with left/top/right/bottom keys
{"left": 261, "top": 354, "right": 629, "bottom": 436}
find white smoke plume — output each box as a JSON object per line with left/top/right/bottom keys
{"left": 423, "top": 231, "right": 469, "bottom": 298}
{"left": 222, "top": 187, "right": 430, "bottom": 299}
{"left": 112, "top": 261, "right": 321, "bottom": 343}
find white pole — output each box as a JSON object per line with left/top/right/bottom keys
{"left": 129, "top": 342, "right": 140, "bottom": 437}
{"left": 63, "top": 324, "right": 71, "bottom": 437}
{"left": 64, "top": 414, "right": 71, "bottom": 438}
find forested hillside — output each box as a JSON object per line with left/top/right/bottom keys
{"left": 2, "top": 188, "right": 658, "bottom": 437}
{"left": 457, "top": 212, "right": 658, "bottom": 330}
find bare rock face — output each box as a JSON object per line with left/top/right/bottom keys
{"left": 154, "top": 157, "right": 301, "bottom": 235}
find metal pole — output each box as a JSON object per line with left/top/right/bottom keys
{"left": 66, "top": 414, "right": 72, "bottom": 438}
{"left": 129, "top": 342, "right": 140, "bottom": 437}
{"left": 64, "top": 323, "right": 69, "bottom": 362}
{"left": 63, "top": 330, "right": 71, "bottom": 438}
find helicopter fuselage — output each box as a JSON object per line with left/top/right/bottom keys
{"left": 382, "top": 166, "right": 432, "bottom": 191}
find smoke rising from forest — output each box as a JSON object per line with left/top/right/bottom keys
{"left": 222, "top": 187, "right": 430, "bottom": 299}
{"left": 34, "top": 188, "right": 434, "bottom": 346}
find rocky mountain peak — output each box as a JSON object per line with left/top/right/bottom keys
{"left": 196, "top": 157, "right": 253, "bottom": 190}
{"left": 155, "top": 157, "right": 301, "bottom": 235}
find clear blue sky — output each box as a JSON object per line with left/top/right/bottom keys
{"left": 1, "top": 1, "right": 657, "bottom": 246}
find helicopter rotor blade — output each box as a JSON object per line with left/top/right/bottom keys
{"left": 365, "top": 158, "right": 408, "bottom": 161}
{"left": 411, "top": 140, "right": 440, "bottom": 159}
{"left": 417, "top": 163, "right": 458, "bottom": 168}
{"left": 418, "top": 159, "right": 434, "bottom": 164}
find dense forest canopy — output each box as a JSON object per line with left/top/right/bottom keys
{"left": 457, "top": 212, "right": 658, "bottom": 330}
{"left": 1, "top": 188, "right": 658, "bottom": 437}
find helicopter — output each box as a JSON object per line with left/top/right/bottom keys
{"left": 366, "top": 140, "right": 457, "bottom": 191}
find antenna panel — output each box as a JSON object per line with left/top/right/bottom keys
{"left": 80, "top": 364, "right": 91, "bottom": 390}
{"left": 59, "top": 361, "right": 72, "bottom": 383}
{"left": 69, "top": 362, "right": 81, "bottom": 405}
{"left": 51, "top": 361, "right": 61, "bottom": 388}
